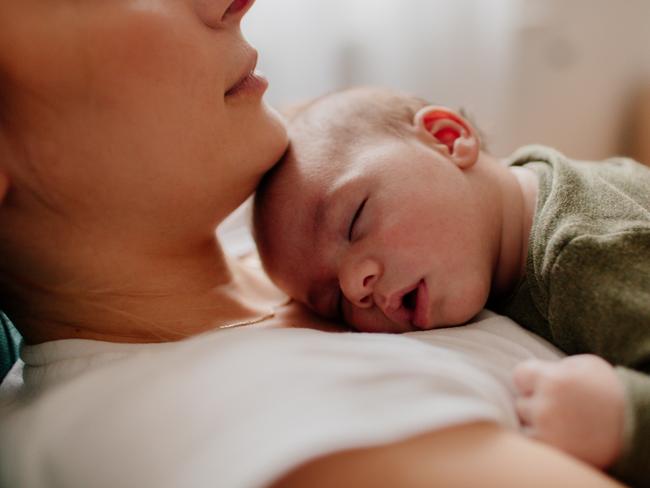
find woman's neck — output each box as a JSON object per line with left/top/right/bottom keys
{"left": 19, "top": 235, "right": 287, "bottom": 344}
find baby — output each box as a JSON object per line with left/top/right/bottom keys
{"left": 253, "top": 87, "right": 650, "bottom": 486}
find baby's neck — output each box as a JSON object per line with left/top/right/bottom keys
{"left": 489, "top": 162, "right": 539, "bottom": 302}
{"left": 511, "top": 165, "right": 539, "bottom": 271}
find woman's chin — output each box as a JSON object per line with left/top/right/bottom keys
{"left": 262, "top": 103, "right": 290, "bottom": 167}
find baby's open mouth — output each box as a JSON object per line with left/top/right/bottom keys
{"left": 384, "top": 279, "right": 429, "bottom": 329}
{"left": 402, "top": 287, "right": 418, "bottom": 311}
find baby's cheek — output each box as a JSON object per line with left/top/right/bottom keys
{"left": 380, "top": 221, "right": 422, "bottom": 250}
{"left": 443, "top": 283, "right": 489, "bottom": 325}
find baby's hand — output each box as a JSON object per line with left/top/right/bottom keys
{"left": 512, "top": 354, "right": 626, "bottom": 468}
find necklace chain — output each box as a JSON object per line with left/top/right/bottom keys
{"left": 216, "top": 309, "right": 277, "bottom": 330}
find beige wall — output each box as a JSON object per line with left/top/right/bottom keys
{"left": 629, "top": 83, "right": 650, "bottom": 165}
{"left": 245, "top": 0, "right": 650, "bottom": 160}
{"left": 504, "top": 0, "right": 650, "bottom": 160}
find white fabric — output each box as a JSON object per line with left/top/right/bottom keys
{"left": 0, "top": 310, "right": 562, "bottom": 488}
{"left": 217, "top": 197, "right": 256, "bottom": 257}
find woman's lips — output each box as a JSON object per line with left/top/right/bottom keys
{"left": 225, "top": 51, "right": 268, "bottom": 98}
{"left": 225, "top": 70, "right": 268, "bottom": 98}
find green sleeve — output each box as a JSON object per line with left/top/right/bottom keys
{"left": 611, "top": 367, "right": 650, "bottom": 487}
{"left": 547, "top": 231, "right": 650, "bottom": 486}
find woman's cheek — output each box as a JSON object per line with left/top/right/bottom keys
{"left": 90, "top": 7, "right": 204, "bottom": 90}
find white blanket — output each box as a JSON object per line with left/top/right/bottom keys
{"left": 0, "top": 310, "right": 562, "bottom": 488}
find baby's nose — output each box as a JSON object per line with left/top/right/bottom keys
{"left": 340, "top": 257, "right": 381, "bottom": 309}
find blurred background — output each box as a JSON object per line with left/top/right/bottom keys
{"left": 243, "top": 0, "right": 650, "bottom": 163}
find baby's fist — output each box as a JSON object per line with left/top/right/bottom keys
{"left": 513, "top": 355, "right": 626, "bottom": 468}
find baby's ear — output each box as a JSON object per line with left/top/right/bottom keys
{"left": 413, "top": 106, "right": 480, "bottom": 169}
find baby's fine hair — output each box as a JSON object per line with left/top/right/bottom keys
{"left": 283, "top": 86, "right": 432, "bottom": 147}
{"left": 252, "top": 86, "right": 483, "bottom": 267}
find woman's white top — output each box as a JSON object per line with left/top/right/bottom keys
{"left": 0, "top": 311, "right": 561, "bottom": 488}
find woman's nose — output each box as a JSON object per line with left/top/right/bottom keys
{"left": 339, "top": 257, "right": 382, "bottom": 309}
{"left": 194, "top": 0, "right": 255, "bottom": 28}
{"left": 222, "top": 0, "right": 255, "bottom": 21}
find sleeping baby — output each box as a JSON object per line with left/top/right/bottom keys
{"left": 253, "top": 86, "right": 650, "bottom": 487}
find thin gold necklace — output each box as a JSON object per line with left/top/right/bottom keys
{"left": 216, "top": 309, "right": 276, "bottom": 330}
{"left": 216, "top": 297, "right": 291, "bottom": 330}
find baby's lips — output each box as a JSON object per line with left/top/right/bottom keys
{"left": 411, "top": 280, "right": 431, "bottom": 329}
{"left": 384, "top": 306, "right": 412, "bottom": 328}
{"left": 380, "top": 282, "right": 420, "bottom": 327}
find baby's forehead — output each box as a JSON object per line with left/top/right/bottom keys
{"left": 277, "top": 142, "right": 349, "bottom": 200}
{"left": 263, "top": 156, "right": 329, "bottom": 239}
{"left": 257, "top": 170, "right": 319, "bottom": 298}
{"left": 259, "top": 151, "right": 342, "bottom": 264}
{"left": 274, "top": 129, "right": 394, "bottom": 218}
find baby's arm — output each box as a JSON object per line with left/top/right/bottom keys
{"left": 528, "top": 231, "right": 650, "bottom": 485}
{"left": 608, "top": 366, "right": 650, "bottom": 486}
{"left": 513, "top": 356, "right": 650, "bottom": 487}
{"left": 512, "top": 355, "right": 625, "bottom": 468}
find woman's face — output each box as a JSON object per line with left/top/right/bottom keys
{"left": 0, "top": 0, "right": 287, "bottom": 236}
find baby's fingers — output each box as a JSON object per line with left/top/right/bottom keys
{"left": 515, "top": 396, "right": 535, "bottom": 426}
{"left": 512, "top": 359, "right": 547, "bottom": 396}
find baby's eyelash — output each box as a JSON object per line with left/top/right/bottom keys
{"left": 348, "top": 197, "right": 368, "bottom": 241}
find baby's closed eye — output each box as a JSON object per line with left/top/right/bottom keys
{"left": 348, "top": 197, "right": 368, "bottom": 241}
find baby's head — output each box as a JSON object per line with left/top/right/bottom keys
{"left": 254, "top": 87, "right": 502, "bottom": 333}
